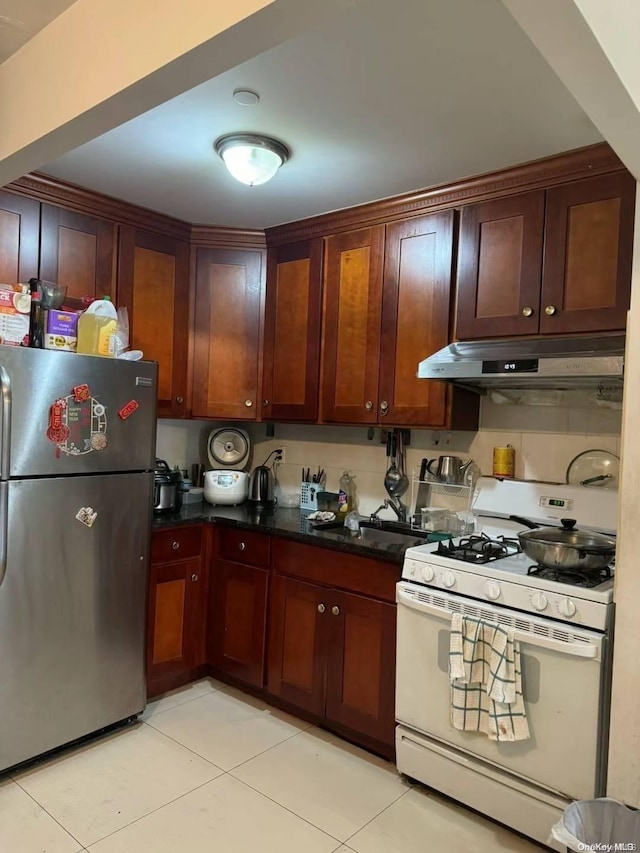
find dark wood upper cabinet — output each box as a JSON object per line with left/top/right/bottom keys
{"left": 262, "top": 240, "right": 323, "bottom": 422}
{"left": 455, "top": 191, "right": 545, "bottom": 340}
{"left": 540, "top": 172, "right": 635, "bottom": 335}
{"left": 321, "top": 227, "right": 385, "bottom": 424}
{"left": 0, "top": 191, "right": 39, "bottom": 284}
{"left": 40, "top": 205, "right": 116, "bottom": 300}
{"left": 267, "top": 575, "right": 327, "bottom": 717}
{"left": 118, "top": 227, "right": 189, "bottom": 418}
{"left": 325, "top": 590, "right": 396, "bottom": 745}
{"left": 192, "top": 247, "right": 264, "bottom": 420}
{"left": 380, "top": 211, "right": 455, "bottom": 426}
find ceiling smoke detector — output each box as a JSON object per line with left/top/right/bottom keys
{"left": 232, "top": 89, "right": 260, "bottom": 106}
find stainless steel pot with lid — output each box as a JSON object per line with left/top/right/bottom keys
{"left": 512, "top": 516, "right": 615, "bottom": 572}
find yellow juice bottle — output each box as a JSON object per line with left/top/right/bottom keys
{"left": 76, "top": 297, "right": 118, "bottom": 357}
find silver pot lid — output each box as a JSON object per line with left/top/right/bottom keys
{"left": 519, "top": 518, "right": 616, "bottom": 552}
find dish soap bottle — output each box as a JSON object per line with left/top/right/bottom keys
{"left": 338, "top": 471, "right": 356, "bottom": 514}
{"left": 77, "top": 297, "right": 118, "bottom": 357}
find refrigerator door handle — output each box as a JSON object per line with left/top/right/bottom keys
{"left": 0, "top": 481, "right": 7, "bottom": 588}
{"left": 0, "top": 367, "right": 11, "bottom": 480}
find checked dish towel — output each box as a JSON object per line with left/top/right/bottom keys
{"left": 449, "top": 612, "right": 530, "bottom": 743}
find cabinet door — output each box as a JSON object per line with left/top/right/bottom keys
{"left": 0, "top": 191, "right": 39, "bottom": 284}
{"left": 118, "top": 227, "right": 189, "bottom": 417}
{"left": 40, "top": 205, "right": 115, "bottom": 300}
{"left": 262, "top": 240, "right": 323, "bottom": 422}
{"left": 209, "top": 559, "right": 268, "bottom": 687}
{"left": 321, "top": 227, "right": 385, "bottom": 423}
{"left": 325, "top": 592, "right": 396, "bottom": 746}
{"left": 379, "top": 211, "right": 454, "bottom": 426}
{"left": 541, "top": 173, "right": 635, "bottom": 335}
{"left": 147, "top": 558, "right": 201, "bottom": 694}
{"left": 456, "top": 192, "right": 544, "bottom": 339}
{"left": 192, "top": 247, "right": 264, "bottom": 420}
{"left": 267, "top": 575, "right": 327, "bottom": 716}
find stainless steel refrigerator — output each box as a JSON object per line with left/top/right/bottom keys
{"left": 0, "top": 347, "right": 157, "bottom": 772}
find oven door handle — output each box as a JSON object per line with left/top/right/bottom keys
{"left": 397, "top": 588, "right": 600, "bottom": 659}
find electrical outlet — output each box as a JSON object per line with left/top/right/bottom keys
{"left": 277, "top": 446, "right": 286, "bottom": 464}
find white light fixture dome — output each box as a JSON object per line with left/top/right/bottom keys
{"left": 214, "top": 133, "right": 290, "bottom": 186}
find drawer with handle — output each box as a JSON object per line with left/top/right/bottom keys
{"left": 151, "top": 526, "right": 203, "bottom": 563}
{"left": 218, "top": 527, "right": 270, "bottom": 568}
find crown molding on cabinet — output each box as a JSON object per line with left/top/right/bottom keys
{"left": 265, "top": 142, "right": 624, "bottom": 247}
{"left": 190, "top": 225, "right": 266, "bottom": 249}
{"left": 3, "top": 142, "right": 624, "bottom": 250}
{"left": 6, "top": 172, "right": 193, "bottom": 242}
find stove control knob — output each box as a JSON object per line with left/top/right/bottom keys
{"left": 558, "top": 598, "right": 577, "bottom": 619}
{"left": 421, "top": 565, "right": 434, "bottom": 583}
{"left": 484, "top": 581, "right": 501, "bottom": 601}
{"left": 404, "top": 561, "right": 416, "bottom": 578}
{"left": 531, "top": 592, "right": 548, "bottom": 612}
{"left": 442, "top": 571, "right": 456, "bottom": 589}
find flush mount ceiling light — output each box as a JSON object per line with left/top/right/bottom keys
{"left": 214, "top": 133, "right": 290, "bottom": 187}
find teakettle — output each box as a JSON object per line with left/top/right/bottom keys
{"left": 248, "top": 465, "right": 275, "bottom": 505}
{"left": 425, "top": 455, "right": 472, "bottom": 485}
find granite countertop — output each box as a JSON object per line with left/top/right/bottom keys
{"left": 152, "top": 503, "right": 435, "bottom": 565}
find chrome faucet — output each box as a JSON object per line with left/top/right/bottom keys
{"left": 370, "top": 497, "right": 407, "bottom": 524}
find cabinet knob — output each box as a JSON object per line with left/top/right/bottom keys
{"left": 245, "top": 399, "right": 253, "bottom": 407}
{"left": 262, "top": 399, "right": 269, "bottom": 407}
{"left": 172, "top": 541, "right": 180, "bottom": 550}
{"left": 545, "top": 305, "right": 557, "bottom": 316}
{"left": 239, "top": 542, "right": 246, "bottom": 551}
{"left": 317, "top": 603, "right": 326, "bottom": 614}
{"left": 176, "top": 396, "right": 184, "bottom": 404}
{"left": 364, "top": 400, "right": 373, "bottom": 411}
{"left": 191, "top": 573, "right": 199, "bottom": 582}
{"left": 522, "top": 306, "right": 534, "bottom": 318}
{"left": 380, "top": 401, "right": 389, "bottom": 415}
{"left": 332, "top": 605, "right": 340, "bottom": 616}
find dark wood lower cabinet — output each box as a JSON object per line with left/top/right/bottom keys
{"left": 147, "top": 526, "right": 207, "bottom": 697}
{"left": 149, "top": 524, "right": 397, "bottom": 753}
{"left": 325, "top": 591, "right": 396, "bottom": 745}
{"left": 266, "top": 571, "right": 397, "bottom": 750}
{"left": 209, "top": 559, "right": 268, "bottom": 688}
{"left": 267, "top": 575, "right": 328, "bottom": 716}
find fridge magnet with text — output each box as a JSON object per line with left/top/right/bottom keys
{"left": 46, "top": 388, "right": 108, "bottom": 455}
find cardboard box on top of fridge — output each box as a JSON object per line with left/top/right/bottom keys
{"left": 0, "top": 284, "right": 30, "bottom": 346}
{"left": 45, "top": 309, "right": 78, "bottom": 352}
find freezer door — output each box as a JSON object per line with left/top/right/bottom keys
{"left": 0, "top": 347, "right": 157, "bottom": 478}
{"left": 0, "top": 473, "right": 152, "bottom": 772}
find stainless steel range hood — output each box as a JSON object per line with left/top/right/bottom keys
{"left": 418, "top": 335, "right": 625, "bottom": 390}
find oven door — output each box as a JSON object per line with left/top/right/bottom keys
{"left": 396, "top": 581, "right": 608, "bottom": 800}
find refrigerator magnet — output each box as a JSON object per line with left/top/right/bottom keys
{"left": 118, "top": 399, "right": 139, "bottom": 420}
{"left": 75, "top": 507, "right": 98, "bottom": 528}
{"left": 72, "top": 383, "right": 91, "bottom": 403}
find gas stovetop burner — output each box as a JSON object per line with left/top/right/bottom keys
{"left": 526, "top": 564, "right": 613, "bottom": 588}
{"left": 436, "top": 533, "right": 522, "bottom": 565}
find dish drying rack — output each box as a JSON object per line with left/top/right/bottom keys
{"left": 410, "top": 469, "right": 478, "bottom": 536}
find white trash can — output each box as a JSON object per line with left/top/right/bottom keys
{"left": 551, "top": 798, "right": 640, "bottom": 851}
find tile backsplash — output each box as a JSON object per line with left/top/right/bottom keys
{"left": 156, "top": 393, "right": 621, "bottom": 516}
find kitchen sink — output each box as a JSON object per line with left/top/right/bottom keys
{"left": 313, "top": 518, "right": 432, "bottom": 539}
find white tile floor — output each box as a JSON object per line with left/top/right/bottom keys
{"left": 1, "top": 678, "right": 547, "bottom": 852}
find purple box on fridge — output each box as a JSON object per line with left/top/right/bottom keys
{"left": 44, "top": 309, "right": 79, "bottom": 352}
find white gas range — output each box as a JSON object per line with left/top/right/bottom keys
{"left": 395, "top": 478, "right": 618, "bottom": 852}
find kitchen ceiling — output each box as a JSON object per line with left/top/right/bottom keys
{"left": 41, "top": 0, "right": 601, "bottom": 229}
{"left": 0, "top": 0, "right": 76, "bottom": 62}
